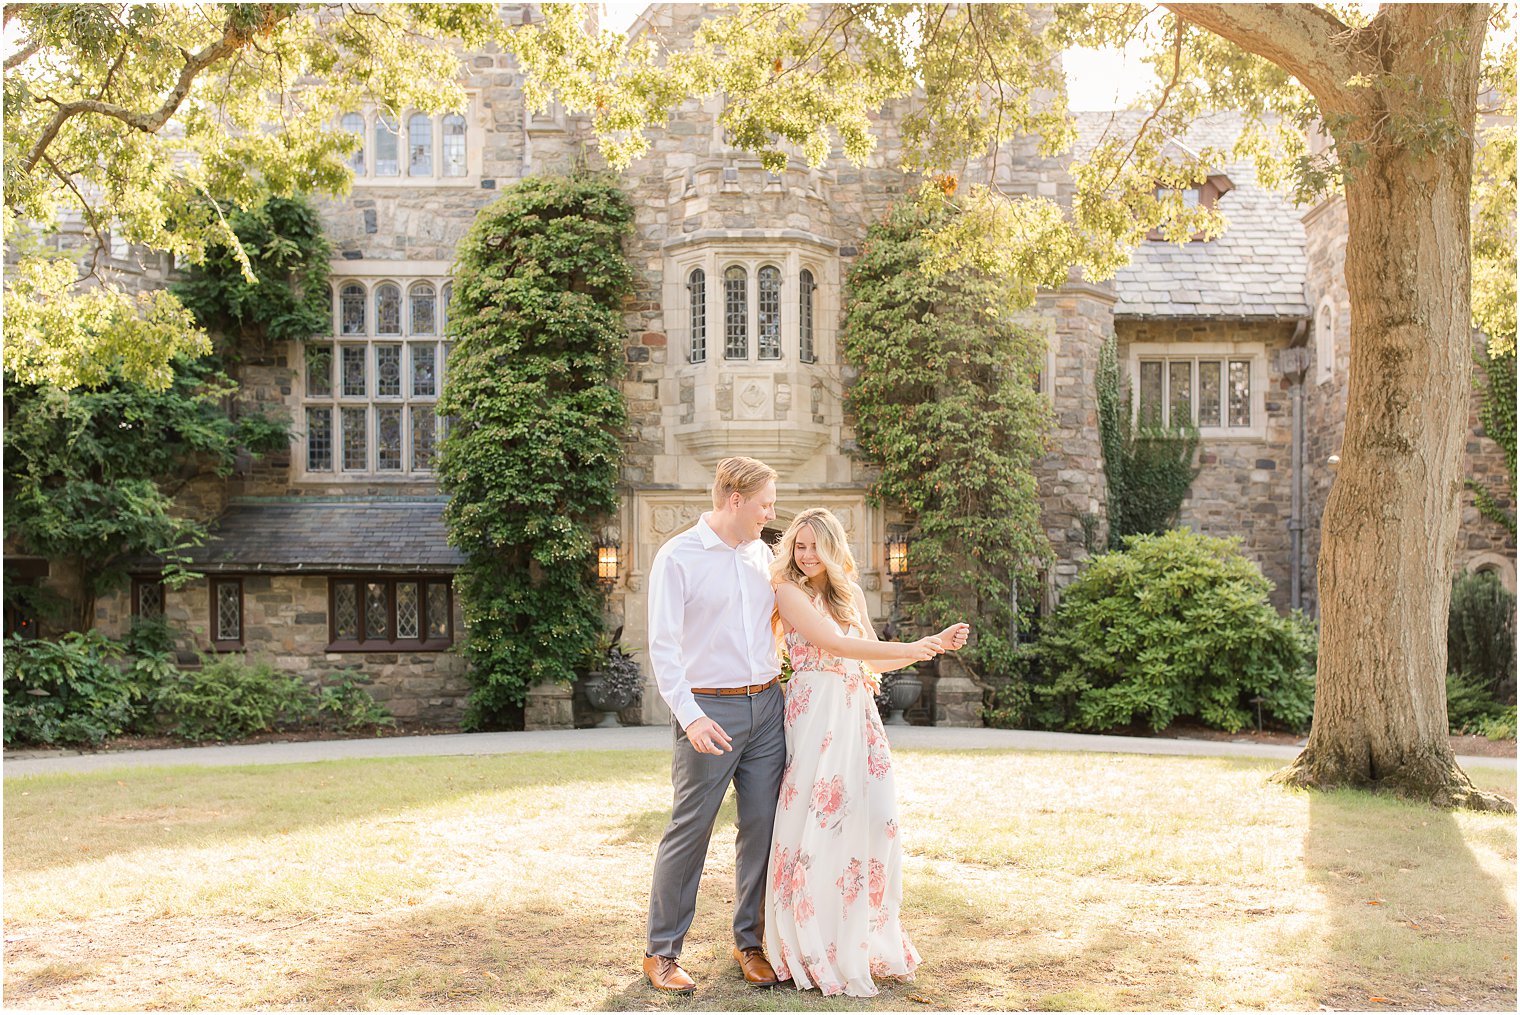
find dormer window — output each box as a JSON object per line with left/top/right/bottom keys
{"left": 1147, "top": 172, "right": 1234, "bottom": 241}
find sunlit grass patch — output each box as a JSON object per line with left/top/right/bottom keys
{"left": 4, "top": 748, "right": 1514, "bottom": 1011}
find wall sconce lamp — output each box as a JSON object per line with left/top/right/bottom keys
{"left": 886, "top": 535, "right": 910, "bottom": 579}
{"left": 596, "top": 540, "right": 621, "bottom": 586}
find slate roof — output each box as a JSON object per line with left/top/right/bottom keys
{"left": 168, "top": 499, "right": 465, "bottom": 573}
{"left": 1072, "top": 110, "right": 1311, "bottom": 320}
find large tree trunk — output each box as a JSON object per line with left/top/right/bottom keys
{"left": 1268, "top": 7, "right": 1511, "bottom": 812}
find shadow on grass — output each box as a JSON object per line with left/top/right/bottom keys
{"left": 3, "top": 750, "right": 670, "bottom": 875}
{"left": 1298, "top": 789, "right": 1517, "bottom": 1012}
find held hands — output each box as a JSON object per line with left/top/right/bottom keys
{"left": 684, "top": 716, "right": 733, "bottom": 755}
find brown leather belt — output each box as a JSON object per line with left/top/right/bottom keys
{"left": 690, "top": 677, "right": 779, "bottom": 697}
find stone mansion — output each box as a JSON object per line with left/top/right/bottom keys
{"left": 10, "top": 3, "right": 1513, "bottom": 728}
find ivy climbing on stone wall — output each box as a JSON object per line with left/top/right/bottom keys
{"left": 439, "top": 173, "right": 633, "bottom": 729}
{"left": 842, "top": 196, "right": 1053, "bottom": 676}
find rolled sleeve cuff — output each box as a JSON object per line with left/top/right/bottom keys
{"left": 674, "top": 698, "right": 708, "bottom": 731}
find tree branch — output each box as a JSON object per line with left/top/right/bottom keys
{"left": 4, "top": 36, "right": 40, "bottom": 71}
{"left": 1161, "top": 2, "right": 1371, "bottom": 111}
{"left": 18, "top": 4, "right": 298, "bottom": 179}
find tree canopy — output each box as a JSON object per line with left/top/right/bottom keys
{"left": 2, "top": 2, "right": 505, "bottom": 390}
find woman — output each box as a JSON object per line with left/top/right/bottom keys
{"left": 764, "top": 508, "right": 969, "bottom": 998}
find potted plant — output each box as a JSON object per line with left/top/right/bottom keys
{"left": 875, "top": 667, "right": 923, "bottom": 726}
{"left": 582, "top": 628, "right": 643, "bottom": 728}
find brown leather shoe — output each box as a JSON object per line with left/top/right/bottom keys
{"left": 732, "top": 945, "right": 782, "bottom": 987}
{"left": 643, "top": 954, "right": 696, "bottom": 994}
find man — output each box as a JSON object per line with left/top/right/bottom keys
{"left": 643, "top": 456, "right": 787, "bottom": 994}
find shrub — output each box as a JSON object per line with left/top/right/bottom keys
{"left": 1447, "top": 570, "right": 1516, "bottom": 704}
{"left": 2, "top": 631, "right": 144, "bottom": 745}
{"left": 314, "top": 674, "right": 395, "bottom": 731}
{"left": 1031, "top": 530, "right": 1316, "bottom": 734}
{"left": 155, "top": 655, "right": 315, "bottom": 741}
{"left": 1473, "top": 707, "right": 1517, "bottom": 741}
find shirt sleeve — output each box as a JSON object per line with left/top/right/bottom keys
{"left": 647, "top": 546, "right": 707, "bottom": 730}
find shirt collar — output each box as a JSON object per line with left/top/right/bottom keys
{"left": 697, "top": 512, "right": 759, "bottom": 552}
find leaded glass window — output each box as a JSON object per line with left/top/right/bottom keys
{"left": 724, "top": 266, "right": 747, "bottom": 359}
{"left": 213, "top": 579, "right": 241, "bottom": 644}
{"left": 376, "top": 284, "right": 401, "bottom": 336}
{"left": 799, "top": 268, "right": 816, "bottom": 363}
{"left": 1138, "top": 361, "right": 1164, "bottom": 426}
{"left": 376, "top": 407, "right": 403, "bottom": 470}
{"left": 1198, "top": 361, "right": 1222, "bottom": 427}
{"left": 313, "top": 276, "right": 451, "bottom": 477}
{"left": 342, "top": 346, "right": 366, "bottom": 397}
{"left": 307, "top": 407, "right": 333, "bottom": 471}
{"left": 1228, "top": 360, "right": 1251, "bottom": 427}
{"left": 412, "top": 408, "right": 437, "bottom": 471}
{"left": 411, "top": 344, "right": 436, "bottom": 397}
{"left": 687, "top": 268, "right": 706, "bottom": 363}
{"left": 757, "top": 265, "right": 782, "bottom": 360}
{"left": 442, "top": 114, "right": 467, "bottom": 176}
{"left": 333, "top": 582, "right": 359, "bottom": 640}
{"left": 410, "top": 283, "right": 436, "bottom": 335}
{"left": 427, "top": 583, "right": 450, "bottom": 639}
{"left": 341, "top": 112, "right": 365, "bottom": 173}
{"left": 341, "top": 284, "right": 366, "bottom": 335}
{"left": 365, "top": 582, "right": 388, "bottom": 639}
{"left": 376, "top": 343, "right": 402, "bottom": 397}
{"left": 306, "top": 343, "right": 332, "bottom": 397}
{"left": 396, "top": 582, "right": 420, "bottom": 639}
{"left": 375, "top": 113, "right": 400, "bottom": 176}
{"left": 328, "top": 577, "right": 451, "bottom": 649}
{"left": 135, "top": 579, "right": 164, "bottom": 619}
{"left": 1168, "top": 361, "right": 1192, "bottom": 426}
{"left": 342, "top": 407, "right": 367, "bottom": 470}
{"left": 408, "top": 113, "right": 433, "bottom": 176}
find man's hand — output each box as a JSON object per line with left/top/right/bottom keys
{"left": 684, "top": 716, "right": 733, "bottom": 755}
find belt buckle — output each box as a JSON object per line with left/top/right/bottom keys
{"left": 744, "top": 682, "right": 759, "bottom": 697}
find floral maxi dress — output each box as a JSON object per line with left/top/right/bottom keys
{"left": 763, "top": 608, "right": 921, "bottom": 997}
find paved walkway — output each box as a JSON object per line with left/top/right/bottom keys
{"left": 4, "top": 725, "right": 1514, "bottom": 777}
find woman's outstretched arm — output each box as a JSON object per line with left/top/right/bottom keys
{"left": 775, "top": 582, "right": 943, "bottom": 666}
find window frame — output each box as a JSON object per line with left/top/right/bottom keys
{"left": 670, "top": 247, "right": 831, "bottom": 368}
{"left": 337, "top": 103, "right": 478, "bottom": 186}
{"left": 131, "top": 575, "right": 166, "bottom": 620}
{"left": 325, "top": 575, "right": 454, "bottom": 652}
{"left": 1126, "top": 341, "right": 1267, "bottom": 439}
{"left": 209, "top": 577, "right": 244, "bottom": 652}
{"left": 303, "top": 274, "right": 452, "bottom": 480}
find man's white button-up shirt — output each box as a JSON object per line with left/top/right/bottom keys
{"left": 646, "top": 513, "right": 780, "bottom": 730}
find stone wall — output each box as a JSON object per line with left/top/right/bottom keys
{"left": 1115, "top": 317, "right": 1302, "bottom": 609}
{"left": 96, "top": 574, "right": 471, "bottom": 724}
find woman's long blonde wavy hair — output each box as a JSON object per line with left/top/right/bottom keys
{"left": 769, "top": 508, "right": 865, "bottom": 638}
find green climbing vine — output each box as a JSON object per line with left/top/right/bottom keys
{"left": 843, "top": 195, "right": 1053, "bottom": 674}
{"left": 1096, "top": 335, "right": 1200, "bottom": 548}
{"left": 438, "top": 173, "right": 633, "bottom": 728}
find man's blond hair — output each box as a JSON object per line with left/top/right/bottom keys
{"left": 711, "top": 456, "right": 778, "bottom": 508}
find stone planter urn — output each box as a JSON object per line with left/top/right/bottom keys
{"left": 879, "top": 672, "right": 923, "bottom": 726}
{"left": 582, "top": 673, "right": 637, "bottom": 728}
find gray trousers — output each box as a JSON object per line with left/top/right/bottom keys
{"left": 646, "top": 684, "right": 786, "bottom": 958}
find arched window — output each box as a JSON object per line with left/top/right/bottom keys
{"left": 724, "top": 266, "right": 748, "bottom": 359}
{"left": 375, "top": 283, "right": 402, "bottom": 336}
{"left": 374, "top": 114, "right": 400, "bottom": 176}
{"left": 408, "top": 113, "right": 433, "bottom": 176}
{"left": 799, "top": 268, "right": 816, "bottom": 363}
{"left": 442, "top": 114, "right": 467, "bottom": 177}
{"left": 687, "top": 268, "right": 707, "bottom": 363}
{"left": 757, "top": 264, "right": 782, "bottom": 360}
{"left": 409, "top": 282, "right": 436, "bottom": 335}
{"left": 341, "top": 112, "right": 365, "bottom": 174}
{"left": 340, "top": 283, "right": 366, "bottom": 335}
{"left": 441, "top": 282, "right": 453, "bottom": 332}
{"left": 1316, "top": 298, "right": 1335, "bottom": 385}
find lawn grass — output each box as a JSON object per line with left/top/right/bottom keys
{"left": 3, "top": 748, "right": 1515, "bottom": 1011}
